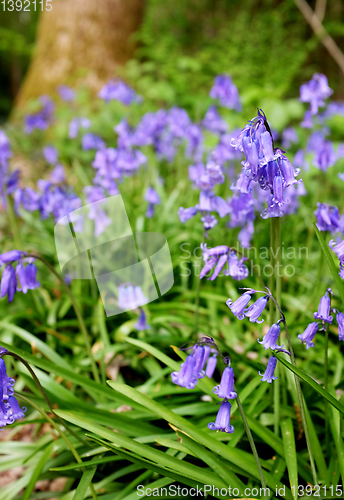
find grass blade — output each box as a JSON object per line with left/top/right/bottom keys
{"left": 281, "top": 419, "right": 298, "bottom": 499}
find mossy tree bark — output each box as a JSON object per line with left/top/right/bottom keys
{"left": 15, "top": 0, "right": 145, "bottom": 107}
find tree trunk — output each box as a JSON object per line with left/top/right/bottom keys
{"left": 15, "top": 0, "right": 145, "bottom": 107}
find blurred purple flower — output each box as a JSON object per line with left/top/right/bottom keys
{"left": 98, "top": 80, "right": 141, "bottom": 105}
{"left": 210, "top": 74, "right": 241, "bottom": 111}
{"left": 57, "top": 85, "right": 76, "bottom": 102}
{"left": 300, "top": 73, "right": 333, "bottom": 115}
{"left": 202, "top": 105, "right": 228, "bottom": 134}
{"left": 25, "top": 96, "right": 55, "bottom": 134}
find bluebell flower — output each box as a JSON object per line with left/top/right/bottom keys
{"left": 1, "top": 266, "right": 17, "bottom": 302}
{"left": 82, "top": 133, "right": 105, "bottom": 151}
{"left": 313, "top": 140, "right": 336, "bottom": 172}
{"left": 193, "top": 345, "right": 209, "bottom": 379}
{"left": 208, "top": 400, "right": 234, "bottom": 433}
{"left": 135, "top": 309, "right": 151, "bottom": 331}
{"left": 238, "top": 221, "right": 255, "bottom": 248}
{"left": 298, "top": 322, "right": 318, "bottom": 349}
{"left": 118, "top": 284, "right": 149, "bottom": 311}
{"left": 258, "top": 322, "right": 283, "bottom": 350}
{"left": 68, "top": 117, "right": 91, "bottom": 139}
{"left": 57, "top": 85, "right": 75, "bottom": 102}
{"left": 0, "top": 251, "right": 25, "bottom": 265}
{"left": 16, "top": 260, "right": 40, "bottom": 294}
{"left": 171, "top": 355, "right": 197, "bottom": 389}
{"left": 226, "top": 290, "right": 254, "bottom": 319}
{"left": 225, "top": 252, "right": 249, "bottom": 281}
{"left": 315, "top": 203, "right": 341, "bottom": 233}
{"left": 300, "top": 73, "right": 333, "bottom": 116}
{"left": 336, "top": 312, "right": 344, "bottom": 341}
{"left": 209, "top": 75, "right": 241, "bottom": 111}
{"left": 244, "top": 295, "right": 269, "bottom": 323}
{"left": 300, "top": 110, "right": 314, "bottom": 129}
{"left": 178, "top": 207, "right": 198, "bottom": 223}
{"left": 329, "top": 239, "right": 344, "bottom": 269}
{"left": 314, "top": 289, "right": 333, "bottom": 324}
{"left": 202, "top": 106, "right": 228, "bottom": 134}
{"left": 25, "top": 96, "right": 55, "bottom": 134}
{"left": 43, "top": 145, "right": 58, "bottom": 165}
{"left": 213, "top": 366, "right": 237, "bottom": 399}
{"left": 281, "top": 127, "right": 299, "bottom": 149}
{"left": 0, "top": 353, "right": 26, "bottom": 429}
{"left": 98, "top": 80, "right": 141, "bottom": 105}
{"left": 259, "top": 356, "right": 278, "bottom": 383}
{"left": 145, "top": 187, "right": 161, "bottom": 218}
{"left": 201, "top": 214, "right": 218, "bottom": 230}
{"left": 205, "top": 355, "right": 217, "bottom": 378}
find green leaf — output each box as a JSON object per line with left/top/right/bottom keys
{"left": 275, "top": 352, "right": 344, "bottom": 415}
{"left": 72, "top": 466, "right": 97, "bottom": 500}
{"left": 107, "top": 381, "right": 293, "bottom": 499}
{"left": 281, "top": 419, "right": 298, "bottom": 500}
{"left": 21, "top": 442, "right": 54, "bottom": 500}
{"left": 314, "top": 223, "right": 344, "bottom": 305}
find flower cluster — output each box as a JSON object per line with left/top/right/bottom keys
{"left": 209, "top": 75, "right": 241, "bottom": 111}
{"left": 0, "top": 251, "right": 40, "bottom": 303}
{"left": 0, "top": 348, "right": 26, "bottom": 430}
{"left": 171, "top": 337, "right": 236, "bottom": 434}
{"left": 315, "top": 203, "right": 344, "bottom": 234}
{"left": 200, "top": 244, "right": 248, "bottom": 281}
{"left": 0, "top": 130, "right": 19, "bottom": 204}
{"left": 230, "top": 109, "right": 301, "bottom": 219}
{"left": 98, "top": 80, "right": 142, "bottom": 105}
{"left": 25, "top": 96, "right": 55, "bottom": 134}
{"left": 179, "top": 160, "right": 229, "bottom": 231}
{"left": 300, "top": 73, "right": 333, "bottom": 119}
{"left": 297, "top": 289, "right": 344, "bottom": 349}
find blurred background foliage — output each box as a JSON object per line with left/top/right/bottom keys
{"left": 1, "top": 0, "right": 344, "bottom": 119}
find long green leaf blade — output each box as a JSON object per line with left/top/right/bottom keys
{"left": 281, "top": 419, "right": 298, "bottom": 500}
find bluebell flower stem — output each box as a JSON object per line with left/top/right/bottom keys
{"left": 324, "top": 323, "right": 330, "bottom": 459}
{"left": 15, "top": 393, "right": 99, "bottom": 500}
{"left": 26, "top": 254, "right": 101, "bottom": 384}
{"left": 270, "top": 217, "right": 281, "bottom": 435}
{"left": 283, "top": 320, "right": 318, "bottom": 486}
{"left": 5, "top": 192, "right": 21, "bottom": 249}
{"left": 236, "top": 394, "right": 269, "bottom": 500}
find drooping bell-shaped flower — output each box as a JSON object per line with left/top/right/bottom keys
{"left": 224, "top": 252, "right": 249, "bottom": 281}
{"left": 313, "top": 289, "right": 333, "bottom": 324}
{"left": 213, "top": 366, "right": 237, "bottom": 399}
{"left": 171, "top": 355, "right": 197, "bottom": 389}
{"left": 208, "top": 400, "right": 234, "bottom": 434}
{"left": 205, "top": 355, "right": 217, "bottom": 378}
{"left": 178, "top": 207, "right": 197, "bottom": 223}
{"left": 336, "top": 312, "right": 344, "bottom": 341}
{"left": 244, "top": 295, "right": 269, "bottom": 323}
{"left": 259, "top": 356, "right": 278, "bottom": 383}
{"left": 298, "top": 322, "right": 318, "bottom": 349}
{"left": 135, "top": 309, "right": 151, "bottom": 331}
{"left": 1, "top": 266, "right": 17, "bottom": 303}
{"left": 7, "top": 396, "right": 26, "bottom": 421}
{"left": 329, "top": 239, "right": 344, "bottom": 263}
{"left": 258, "top": 322, "right": 284, "bottom": 351}
{"left": 0, "top": 358, "right": 15, "bottom": 399}
{"left": 226, "top": 290, "right": 254, "bottom": 320}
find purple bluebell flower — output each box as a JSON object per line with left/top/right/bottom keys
{"left": 205, "top": 355, "right": 217, "bottom": 378}
{"left": 238, "top": 221, "right": 255, "bottom": 248}
{"left": 208, "top": 400, "right": 234, "bottom": 433}
{"left": 118, "top": 284, "right": 148, "bottom": 310}
{"left": 82, "top": 133, "right": 105, "bottom": 151}
{"left": 225, "top": 252, "right": 249, "bottom": 281}
{"left": 213, "top": 366, "right": 237, "bottom": 399}
{"left": 135, "top": 309, "right": 151, "bottom": 331}
{"left": 282, "top": 127, "right": 299, "bottom": 149}
{"left": 1, "top": 266, "right": 17, "bottom": 302}
{"left": 25, "top": 95, "right": 55, "bottom": 133}
{"left": 98, "top": 80, "right": 141, "bottom": 105}
{"left": 0, "top": 130, "right": 12, "bottom": 169}
{"left": 259, "top": 356, "right": 278, "bottom": 383}
{"left": 313, "top": 140, "right": 336, "bottom": 172}
{"left": 300, "top": 73, "right": 333, "bottom": 115}
{"left": 258, "top": 322, "right": 283, "bottom": 350}
{"left": 14, "top": 187, "right": 41, "bottom": 213}
{"left": 300, "top": 110, "right": 314, "bottom": 129}
{"left": 16, "top": 259, "right": 40, "bottom": 294}
{"left": 69, "top": 117, "right": 91, "bottom": 139}
{"left": 171, "top": 355, "right": 197, "bottom": 389}
{"left": 298, "top": 322, "right": 318, "bottom": 349}
{"left": 336, "top": 312, "right": 344, "bottom": 341}
{"left": 178, "top": 207, "right": 197, "bottom": 223}
{"left": 0, "top": 358, "right": 15, "bottom": 398}
{"left": 226, "top": 290, "right": 254, "bottom": 319}
{"left": 329, "top": 239, "right": 344, "bottom": 264}
{"left": 57, "top": 85, "right": 75, "bottom": 102}
{"left": 201, "top": 214, "right": 218, "bottom": 230}
{"left": 145, "top": 187, "right": 160, "bottom": 218}
{"left": 315, "top": 203, "right": 340, "bottom": 233}
{"left": 293, "top": 149, "right": 309, "bottom": 172}
{"left": 209, "top": 75, "right": 241, "bottom": 111}
{"left": 200, "top": 244, "right": 229, "bottom": 280}
{"left": 50, "top": 165, "right": 65, "bottom": 184}
{"left": 314, "top": 289, "right": 333, "bottom": 323}
{"left": 0, "top": 250, "right": 25, "bottom": 265}
{"left": 7, "top": 396, "right": 26, "bottom": 421}
{"left": 202, "top": 106, "right": 228, "bottom": 134}
{"left": 244, "top": 295, "right": 269, "bottom": 323}
{"left": 43, "top": 146, "right": 58, "bottom": 165}
{"left": 193, "top": 345, "right": 209, "bottom": 379}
